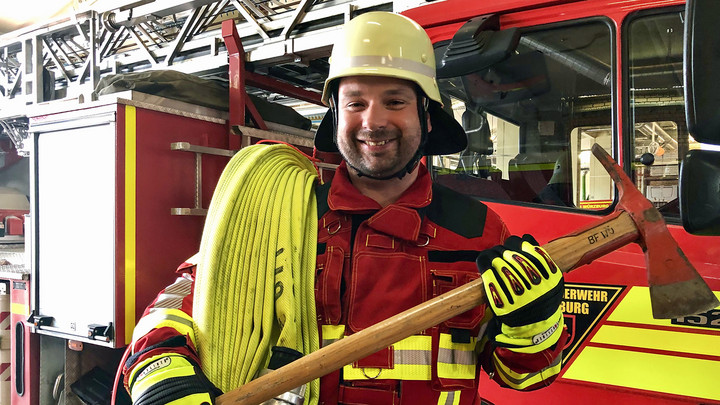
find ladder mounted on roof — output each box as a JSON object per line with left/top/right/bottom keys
{"left": 0, "top": 0, "right": 405, "bottom": 114}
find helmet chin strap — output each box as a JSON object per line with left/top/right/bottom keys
{"left": 330, "top": 90, "right": 429, "bottom": 181}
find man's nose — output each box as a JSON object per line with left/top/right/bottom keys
{"left": 361, "top": 102, "right": 389, "bottom": 131}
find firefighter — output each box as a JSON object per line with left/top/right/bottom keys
{"left": 118, "top": 11, "right": 567, "bottom": 405}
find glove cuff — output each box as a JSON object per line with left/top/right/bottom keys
{"left": 494, "top": 308, "right": 564, "bottom": 353}
{"left": 129, "top": 354, "right": 219, "bottom": 405}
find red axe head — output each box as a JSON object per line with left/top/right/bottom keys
{"left": 591, "top": 144, "right": 718, "bottom": 319}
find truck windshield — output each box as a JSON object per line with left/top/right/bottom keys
{"left": 432, "top": 20, "right": 615, "bottom": 210}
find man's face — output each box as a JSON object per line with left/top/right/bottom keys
{"left": 335, "top": 76, "right": 426, "bottom": 178}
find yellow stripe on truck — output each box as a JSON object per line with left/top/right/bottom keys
{"left": 608, "top": 286, "right": 720, "bottom": 330}
{"left": 10, "top": 303, "right": 27, "bottom": 316}
{"left": 562, "top": 285, "right": 720, "bottom": 400}
{"left": 590, "top": 325, "right": 720, "bottom": 357}
{"left": 563, "top": 346, "right": 720, "bottom": 401}
{"left": 125, "top": 105, "right": 137, "bottom": 345}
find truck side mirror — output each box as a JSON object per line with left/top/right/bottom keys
{"left": 680, "top": 150, "right": 720, "bottom": 235}
{"left": 684, "top": 0, "right": 720, "bottom": 145}
{"left": 436, "top": 14, "right": 520, "bottom": 79}
{"left": 680, "top": 0, "right": 720, "bottom": 235}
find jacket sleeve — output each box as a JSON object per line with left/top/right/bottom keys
{"left": 480, "top": 322, "right": 569, "bottom": 390}
{"left": 120, "top": 255, "right": 202, "bottom": 393}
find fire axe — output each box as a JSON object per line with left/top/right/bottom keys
{"left": 217, "top": 144, "right": 719, "bottom": 404}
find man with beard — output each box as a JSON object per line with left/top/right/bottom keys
{"left": 303, "top": 11, "right": 568, "bottom": 404}
{"left": 119, "top": 11, "right": 568, "bottom": 405}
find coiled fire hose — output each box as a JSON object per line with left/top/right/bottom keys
{"left": 193, "top": 143, "right": 320, "bottom": 403}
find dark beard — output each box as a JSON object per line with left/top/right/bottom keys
{"left": 339, "top": 127, "right": 415, "bottom": 179}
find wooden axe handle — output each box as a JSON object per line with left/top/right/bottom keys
{"left": 543, "top": 211, "right": 638, "bottom": 271}
{"left": 217, "top": 212, "right": 640, "bottom": 404}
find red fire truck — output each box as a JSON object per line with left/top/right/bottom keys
{"left": 401, "top": 0, "right": 720, "bottom": 403}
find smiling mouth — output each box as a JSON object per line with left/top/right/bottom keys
{"left": 364, "top": 139, "right": 390, "bottom": 146}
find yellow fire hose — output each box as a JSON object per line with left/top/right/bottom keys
{"left": 192, "top": 143, "right": 319, "bottom": 403}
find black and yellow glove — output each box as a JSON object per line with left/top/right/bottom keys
{"left": 127, "top": 354, "right": 222, "bottom": 405}
{"left": 477, "top": 234, "right": 564, "bottom": 352}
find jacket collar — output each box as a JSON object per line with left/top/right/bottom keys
{"left": 327, "top": 162, "right": 432, "bottom": 242}
{"left": 327, "top": 161, "right": 432, "bottom": 213}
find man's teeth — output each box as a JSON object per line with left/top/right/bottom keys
{"left": 366, "top": 140, "right": 389, "bottom": 146}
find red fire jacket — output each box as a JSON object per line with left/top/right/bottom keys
{"left": 118, "top": 162, "right": 567, "bottom": 405}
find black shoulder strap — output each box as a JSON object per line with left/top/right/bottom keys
{"left": 425, "top": 183, "right": 488, "bottom": 239}
{"left": 316, "top": 180, "right": 487, "bottom": 238}
{"left": 315, "top": 180, "right": 332, "bottom": 219}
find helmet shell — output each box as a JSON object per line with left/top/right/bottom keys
{"left": 315, "top": 11, "right": 467, "bottom": 156}
{"left": 321, "top": 11, "right": 441, "bottom": 106}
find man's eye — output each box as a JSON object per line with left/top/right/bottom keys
{"left": 387, "top": 100, "right": 408, "bottom": 108}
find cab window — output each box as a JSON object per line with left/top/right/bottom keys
{"left": 627, "top": 9, "right": 699, "bottom": 218}
{"left": 432, "top": 20, "right": 614, "bottom": 210}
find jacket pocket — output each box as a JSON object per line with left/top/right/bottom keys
{"left": 430, "top": 327, "right": 478, "bottom": 391}
{"left": 348, "top": 252, "right": 427, "bottom": 331}
{"left": 316, "top": 245, "right": 344, "bottom": 325}
{"left": 430, "top": 269, "right": 484, "bottom": 330}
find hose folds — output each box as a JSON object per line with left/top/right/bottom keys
{"left": 193, "top": 143, "right": 320, "bottom": 403}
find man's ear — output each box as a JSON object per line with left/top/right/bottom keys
{"left": 426, "top": 115, "right": 432, "bottom": 132}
